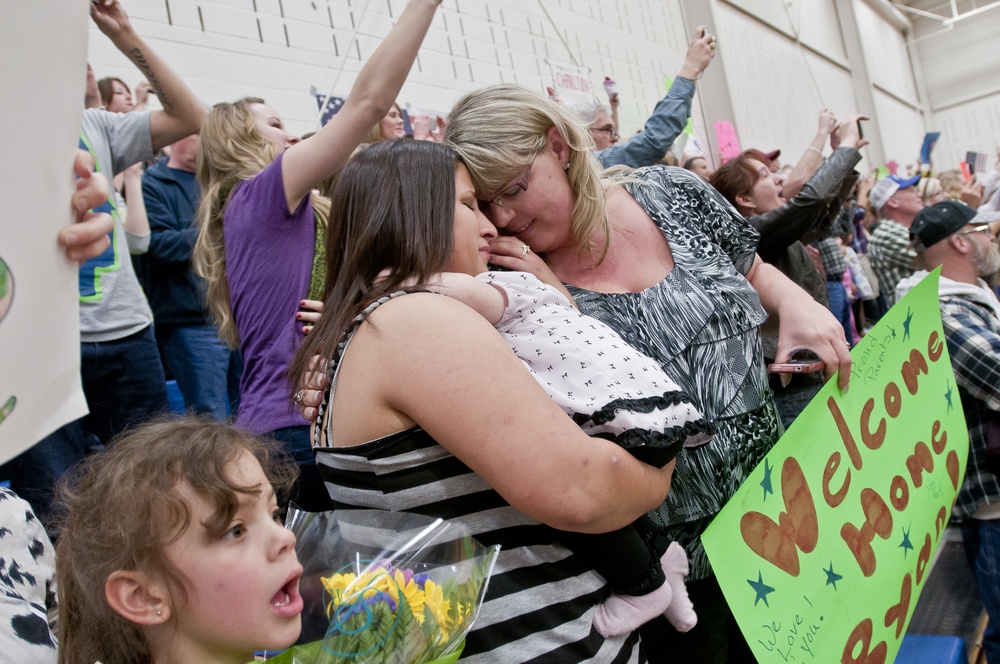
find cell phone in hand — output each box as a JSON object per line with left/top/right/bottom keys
{"left": 857, "top": 120, "right": 864, "bottom": 140}
{"left": 767, "top": 360, "right": 826, "bottom": 374}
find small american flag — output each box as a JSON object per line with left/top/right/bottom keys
{"left": 967, "top": 151, "right": 990, "bottom": 175}
{"left": 313, "top": 90, "right": 345, "bottom": 127}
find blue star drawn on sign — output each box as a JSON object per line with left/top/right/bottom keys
{"left": 902, "top": 307, "right": 914, "bottom": 342}
{"left": 824, "top": 563, "right": 843, "bottom": 590}
{"left": 760, "top": 458, "right": 774, "bottom": 500}
{"left": 748, "top": 572, "right": 776, "bottom": 607}
{"left": 899, "top": 526, "right": 914, "bottom": 557}
{"left": 889, "top": 325, "right": 897, "bottom": 340}
{"left": 945, "top": 382, "right": 954, "bottom": 413}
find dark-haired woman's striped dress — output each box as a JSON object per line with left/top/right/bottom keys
{"left": 314, "top": 296, "right": 644, "bottom": 663}
{"left": 316, "top": 431, "right": 644, "bottom": 663}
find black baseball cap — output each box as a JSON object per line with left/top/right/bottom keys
{"left": 909, "top": 200, "right": 978, "bottom": 252}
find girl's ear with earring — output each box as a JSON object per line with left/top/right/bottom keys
{"left": 563, "top": 163, "right": 570, "bottom": 171}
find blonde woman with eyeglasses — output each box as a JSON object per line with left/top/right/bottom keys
{"left": 445, "top": 83, "right": 852, "bottom": 663}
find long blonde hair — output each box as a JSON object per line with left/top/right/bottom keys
{"left": 193, "top": 97, "right": 330, "bottom": 347}
{"left": 444, "top": 84, "right": 612, "bottom": 262}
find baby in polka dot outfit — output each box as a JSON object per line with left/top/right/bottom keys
{"left": 430, "top": 268, "right": 714, "bottom": 638}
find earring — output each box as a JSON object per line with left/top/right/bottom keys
{"left": 156, "top": 609, "right": 163, "bottom": 617}
{"left": 563, "top": 163, "right": 570, "bottom": 171}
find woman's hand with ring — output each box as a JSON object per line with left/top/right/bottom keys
{"left": 488, "top": 236, "right": 550, "bottom": 277}
{"left": 294, "top": 355, "right": 329, "bottom": 422}
{"left": 488, "top": 237, "right": 579, "bottom": 305}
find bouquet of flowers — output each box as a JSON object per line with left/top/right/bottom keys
{"left": 265, "top": 509, "right": 499, "bottom": 664}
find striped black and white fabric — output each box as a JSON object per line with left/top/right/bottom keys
{"left": 314, "top": 296, "right": 643, "bottom": 663}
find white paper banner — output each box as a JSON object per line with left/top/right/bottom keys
{"left": 0, "top": 2, "right": 91, "bottom": 460}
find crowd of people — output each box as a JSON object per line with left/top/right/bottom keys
{"left": 5, "top": 0, "right": 1000, "bottom": 662}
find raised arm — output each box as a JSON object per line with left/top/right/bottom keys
{"left": 280, "top": 0, "right": 442, "bottom": 211}
{"left": 780, "top": 108, "right": 837, "bottom": 199}
{"left": 121, "top": 163, "right": 150, "bottom": 253}
{"left": 90, "top": 0, "right": 206, "bottom": 152}
{"left": 595, "top": 26, "right": 715, "bottom": 169}
{"left": 750, "top": 146, "right": 862, "bottom": 259}
{"left": 609, "top": 94, "right": 620, "bottom": 134}
{"left": 350, "top": 294, "right": 673, "bottom": 533}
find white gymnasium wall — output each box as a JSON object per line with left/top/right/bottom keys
{"left": 714, "top": 0, "right": 862, "bottom": 164}
{"left": 906, "top": 0, "right": 1000, "bottom": 170}
{"left": 848, "top": 0, "right": 928, "bottom": 169}
{"left": 87, "top": 0, "right": 702, "bottom": 140}
{"left": 932, "top": 92, "right": 1000, "bottom": 171}
{"left": 852, "top": 0, "right": 918, "bottom": 103}
{"left": 873, "top": 88, "right": 928, "bottom": 171}
{"left": 86, "top": 0, "right": 944, "bottom": 171}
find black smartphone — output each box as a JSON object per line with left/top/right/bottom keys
{"left": 857, "top": 119, "right": 864, "bottom": 140}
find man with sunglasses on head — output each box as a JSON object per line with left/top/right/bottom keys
{"left": 896, "top": 203, "right": 1000, "bottom": 664}
{"left": 569, "top": 26, "right": 717, "bottom": 169}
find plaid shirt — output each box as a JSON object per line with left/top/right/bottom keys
{"left": 869, "top": 219, "right": 916, "bottom": 306}
{"left": 813, "top": 238, "right": 847, "bottom": 279}
{"left": 938, "top": 283, "right": 1000, "bottom": 521}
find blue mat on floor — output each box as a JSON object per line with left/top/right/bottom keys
{"left": 897, "top": 634, "right": 966, "bottom": 663}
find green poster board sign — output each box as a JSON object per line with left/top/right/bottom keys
{"left": 703, "top": 270, "right": 968, "bottom": 663}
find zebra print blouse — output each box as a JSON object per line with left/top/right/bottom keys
{"left": 567, "top": 167, "right": 782, "bottom": 579}
{"left": 314, "top": 296, "right": 644, "bottom": 663}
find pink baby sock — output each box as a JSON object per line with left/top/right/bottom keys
{"left": 592, "top": 580, "right": 673, "bottom": 638}
{"left": 661, "top": 541, "right": 697, "bottom": 632}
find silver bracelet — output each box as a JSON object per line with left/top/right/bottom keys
{"left": 807, "top": 146, "right": 823, "bottom": 156}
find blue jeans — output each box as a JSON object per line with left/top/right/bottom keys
{"left": 1, "top": 325, "right": 168, "bottom": 528}
{"left": 158, "top": 324, "right": 242, "bottom": 420}
{"left": 826, "top": 279, "right": 854, "bottom": 349}
{"left": 769, "top": 371, "right": 824, "bottom": 431}
{"left": 961, "top": 519, "right": 1000, "bottom": 664}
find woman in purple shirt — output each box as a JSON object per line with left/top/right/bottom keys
{"left": 193, "top": 0, "right": 442, "bottom": 509}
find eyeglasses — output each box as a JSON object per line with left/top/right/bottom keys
{"left": 960, "top": 223, "right": 997, "bottom": 237}
{"left": 591, "top": 125, "right": 620, "bottom": 141}
{"left": 490, "top": 161, "right": 533, "bottom": 208}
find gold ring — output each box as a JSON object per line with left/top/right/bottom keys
{"left": 519, "top": 244, "right": 530, "bottom": 259}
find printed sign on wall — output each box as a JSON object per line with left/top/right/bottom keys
{"left": 547, "top": 60, "right": 597, "bottom": 109}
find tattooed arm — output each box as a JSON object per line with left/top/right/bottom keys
{"left": 90, "top": 0, "right": 206, "bottom": 151}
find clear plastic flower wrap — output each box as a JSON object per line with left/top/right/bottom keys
{"left": 265, "top": 509, "right": 499, "bottom": 664}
